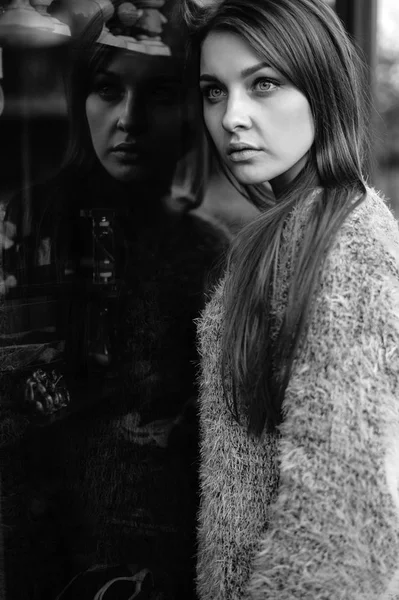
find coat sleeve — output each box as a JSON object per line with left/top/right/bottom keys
{"left": 249, "top": 226, "right": 399, "bottom": 599}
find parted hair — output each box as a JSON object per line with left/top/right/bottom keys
{"left": 181, "top": 0, "right": 371, "bottom": 435}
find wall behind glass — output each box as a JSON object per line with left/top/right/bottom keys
{"left": 374, "top": 0, "right": 399, "bottom": 216}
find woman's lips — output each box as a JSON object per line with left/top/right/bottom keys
{"left": 228, "top": 148, "right": 262, "bottom": 162}
{"left": 111, "top": 144, "right": 141, "bottom": 161}
{"left": 112, "top": 142, "right": 137, "bottom": 151}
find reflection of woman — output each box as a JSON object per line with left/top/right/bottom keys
{"left": 0, "top": 5, "right": 227, "bottom": 600}
{"left": 181, "top": 0, "right": 399, "bottom": 598}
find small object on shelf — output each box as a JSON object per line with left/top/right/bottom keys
{"left": 78, "top": 209, "right": 124, "bottom": 373}
{"left": 0, "top": 0, "right": 71, "bottom": 46}
{"left": 79, "top": 209, "right": 117, "bottom": 286}
{"left": 29, "top": 0, "right": 54, "bottom": 15}
{"left": 95, "top": 0, "right": 171, "bottom": 55}
{"left": 135, "top": 0, "right": 167, "bottom": 40}
{"left": 67, "top": 0, "right": 103, "bottom": 37}
{"left": 24, "top": 368, "right": 70, "bottom": 416}
{"left": 117, "top": 2, "right": 142, "bottom": 28}
{"left": 30, "top": 0, "right": 71, "bottom": 35}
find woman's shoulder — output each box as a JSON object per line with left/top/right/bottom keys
{"left": 329, "top": 186, "right": 399, "bottom": 275}
{"left": 345, "top": 186, "right": 398, "bottom": 236}
{"left": 313, "top": 187, "right": 399, "bottom": 330}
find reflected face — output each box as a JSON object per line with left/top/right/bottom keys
{"left": 85, "top": 50, "right": 184, "bottom": 184}
{"left": 200, "top": 31, "right": 315, "bottom": 192}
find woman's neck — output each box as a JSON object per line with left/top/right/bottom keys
{"left": 81, "top": 168, "right": 173, "bottom": 223}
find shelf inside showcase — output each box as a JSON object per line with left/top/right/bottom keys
{"left": 1, "top": 275, "right": 126, "bottom": 429}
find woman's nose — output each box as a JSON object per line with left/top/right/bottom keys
{"left": 222, "top": 93, "right": 252, "bottom": 132}
{"left": 117, "top": 90, "right": 146, "bottom": 133}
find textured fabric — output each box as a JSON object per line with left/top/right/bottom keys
{"left": 196, "top": 187, "right": 399, "bottom": 600}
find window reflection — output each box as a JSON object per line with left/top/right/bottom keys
{"left": 375, "top": 0, "right": 399, "bottom": 216}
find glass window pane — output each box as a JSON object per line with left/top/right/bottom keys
{"left": 374, "top": 0, "right": 399, "bottom": 216}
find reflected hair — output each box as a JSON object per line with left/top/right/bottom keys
{"left": 61, "top": 12, "right": 124, "bottom": 175}
{"left": 61, "top": 9, "right": 207, "bottom": 210}
{"left": 181, "top": 0, "right": 371, "bottom": 435}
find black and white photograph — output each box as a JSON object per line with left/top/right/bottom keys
{"left": 1, "top": 1, "right": 399, "bottom": 599}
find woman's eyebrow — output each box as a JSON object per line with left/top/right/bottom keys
{"left": 94, "top": 69, "right": 120, "bottom": 79}
{"left": 199, "top": 73, "right": 219, "bottom": 83}
{"left": 240, "top": 62, "right": 271, "bottom": 78}
{"left": 200, "top": 62, "right": 271, "bottom": 83}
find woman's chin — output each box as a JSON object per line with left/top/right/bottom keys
{"left": 228, "top": 162, "right": 271, "bottom": 186}
{"left": 105, "top": 164, "right": 151, "bottom": 184}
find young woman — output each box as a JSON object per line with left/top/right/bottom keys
{"left": 0, "top": 4, "right": 228, "bottom": 599}
{"left": 180, "top": 0, "right": 399, "bottom": 598}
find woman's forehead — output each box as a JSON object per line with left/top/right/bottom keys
{"left": 99, "top": 49, "right": 182, "bottom": 80}
{"left": 200, "top": 29, "right": 291, "bottom": 82}
{"left": 201, "top": 31, "right": 265, "bottom": 74}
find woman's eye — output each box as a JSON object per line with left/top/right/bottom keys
{"left": 93, "top": 82, "right": 122, "bottom": 101}
{"left": 253, "top": 78, "right": 278, "bottom": 93}
{"left": 202, "top": 86, "right": 226, "bottom": 102}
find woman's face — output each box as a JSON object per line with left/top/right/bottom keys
{"left": 85, "top": 50, "right": 184, "bottom": 184}
{"left": 200, "top": 31, "right": 315, "bottom": 193}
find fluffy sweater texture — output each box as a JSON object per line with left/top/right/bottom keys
{"left": 196, "top": 187, "right": 399, "bottom": 600}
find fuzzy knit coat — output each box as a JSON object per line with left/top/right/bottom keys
{"left": 196, "top": 187, "right": 399, "bottom": 600}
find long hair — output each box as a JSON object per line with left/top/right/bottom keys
{"left": 61, "top": 11, "right": 118, "bottom": 176}
{"left": 181, "top": 0, "right": 371, "bottom": 436}
{"left": 62, "top": 6, "right": 208, "bottom": 209}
